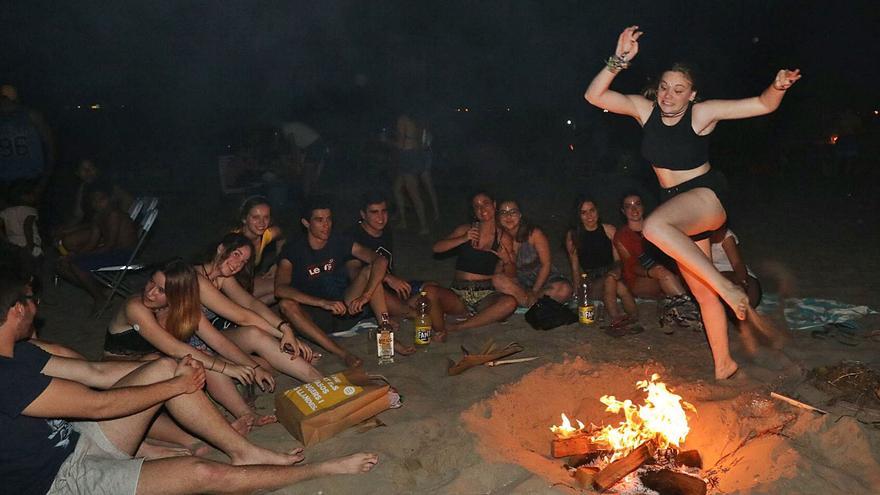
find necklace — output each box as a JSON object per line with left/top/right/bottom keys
{"left": 659, "top": 106, "right": 687, "bottom": 118}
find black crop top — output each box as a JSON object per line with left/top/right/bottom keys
{"left": 577, "top": 227, "right": 613, "bottom": 270}
{"left": 455, "top": 230, "right": 501, "bottom": 276}
{"left": 641, "top": 104, "right": 709, "bottom": 171}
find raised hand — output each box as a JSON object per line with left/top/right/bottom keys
{"left": 616, "top": 25, "right": 644, "bottom": 61}
{"left": 773, "top": 69, "right": 801, "bottom": 90}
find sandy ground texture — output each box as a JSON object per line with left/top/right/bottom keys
{"left": 33, "top": 174, "right": 880, "bottom": 494}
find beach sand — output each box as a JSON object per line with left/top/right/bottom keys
{"left": 34, "top": 173, "right": 880, "bottom": 494}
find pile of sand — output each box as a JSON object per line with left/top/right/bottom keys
{"left": 462, "top": 358, "right": 880, "bottom": 493}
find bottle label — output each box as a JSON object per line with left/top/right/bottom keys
{"left": 415, "top": 325, "right": 431, "bottom": 345}
{"left": 578, "top": 305, "right": 595, "bottom": 324}
{"left": 377, "top": 331, "right": 394, "bottom": 358}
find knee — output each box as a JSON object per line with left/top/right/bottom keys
{"left": 641, "top": 217, "right": 663, "bottom": 243}
{"left": 144, "top": 356, "right": 178, "bottom": 379}
{"left": 189, "top": 458, "right": 232, "bottom": 486}
{"left": 554, "top": 282, "right": 573, "bottom": 302}
{"left": 499, "top": 294, "right": 518, "bottom": 313}
{"left": 279, "top": 298, "right": 303, "bottom": 317}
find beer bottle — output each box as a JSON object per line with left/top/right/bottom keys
{"left": 414, "top": 291, "right": 431, "bottom": 348}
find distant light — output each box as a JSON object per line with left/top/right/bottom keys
{"left": 506, "top": 107, "right": 511, "bottom": 112}
{"left": 569, "top": 144, "right": 575, "bottom": 151}
{"left": 464, "top": 107, "right": 469, "bottom": 112}
{"left": 752, "top": 36, "right": 760, "bottom": 44}
{"left": 874, "top": 110, "right": 879, "bottom": 115}
{"left": 90, "top": 104, "right": 101, "bottom": 110}
{"left": 602, "top": 109, "right": 609, "bottom": 113}
{"left": 76, "top": 105, "right": 82, "bottom": 109}
{"left": 456, "top": 108, "right": 461, "bottom": 112}
{"left": 566, "top": 119, "right": 572, "bottom": 125}
{"left": 829, "top": 134, "right": 839, "bottom": 145}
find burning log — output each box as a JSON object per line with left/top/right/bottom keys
{"left": 551, "top": 434, "right": 601, "bottom": 458}
{"left": 640, "top": 469, "right": 707, "bottom": 495}
{"left": 573, "top": 466, "right": 600, "bottom": 489}
{"left": 674, "top": 449, "right": 703, "bottom": 469}
{"left": 592, "top": 441, "right": 656, "bottom": 492}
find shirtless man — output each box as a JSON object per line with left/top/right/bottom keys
{"left": 0, "top": 272, "right": 378, "bottom": 494}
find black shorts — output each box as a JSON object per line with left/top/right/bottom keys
{"left": 659, "top": 168, "right": 729, "bottom": 241}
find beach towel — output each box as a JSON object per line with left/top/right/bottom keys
{"left": 756, "top": 294, "right": 877, "bottom": 330}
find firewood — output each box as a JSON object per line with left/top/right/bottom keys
{"left": 551, "top": 434, "right": 600, "bottom": 458}
{"left": 573, "top": 466, "right": 600, "bottom": 489}
{"left": 566, "top": 451, "right": 612, "bottom": 469}
{"left": 640, "top": 469, "right": 707, "bottom": 495}
{"left": 592, "top": 441, "right": 656, "bottom": 492}
{"left": 674, "top": 450, "right": 703, "bottom": 469}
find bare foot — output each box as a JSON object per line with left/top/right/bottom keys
{"left": 715, "top": 361, "right": 740, "bottom": 381}
{"left": 323, "top": 452, "right": 380, "bottom": 475}
{"left": 231, "top": 446, "right": 305, "bottom": 466}
{"left": 394, "top": 340, "right": 416, "bottom": 356}
{"left": 136, "top": 441, "right": 193, "bottom": 460}
{"left": 230, "top": 415, "right": 254, "bottom": 436}
{"left": 431, "top": 330, "right": 447, "bottom": 343}
{"left": 344, "top": 353, "right": 363, "bottom": 368}
{"left": 250, "top": 413, "right": 277, "bottom": 427}
{"left": 719, "top": 284, "right": 748, "bottom": 321}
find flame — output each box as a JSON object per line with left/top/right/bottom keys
{"left": 550, "top": 413, "right": 586, "bottom": 439}
{"left": 590, "top": 374, "right": 695, "bottom": 458}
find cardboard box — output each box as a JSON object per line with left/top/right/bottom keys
{"left": 275, "top": 369, "right": 391, "bottom": 446}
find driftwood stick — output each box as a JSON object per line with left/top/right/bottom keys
{"left": 770, "top": 392, "right": 829, "bottom": 415}
{"left": 485, "top": 356, "right": 539, "bottom": 367}
{"left": 592, "top": 441, "right": 655, "bottom": 492}
{"left": 640, "top": 469, "right": 707, "bottom": 495}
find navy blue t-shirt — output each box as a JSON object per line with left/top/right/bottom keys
{"left": 280, "top": 232, "right": 355, "bottom": 300}
{"left": 347, "top": 222, "right": 394, "bottom": 271}
{"left": 0, "top": 342, "right": 79, "bottom": 495}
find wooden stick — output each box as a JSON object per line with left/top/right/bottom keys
{"left": 485, "top": 356, "right": 539, "bottom": 367}
{"left": 640, "top": 469, "right": 707, "bottom": 495}
{"left": 551, "top": 434, "right": 601, "bottom": 458}
{"left": 675, "top": 449, "right": 703, "bottom": 469}
{"left": 592, "top": 441, "right": 655, "bottom": 492}
{"left": 770, "top": 392, "right": 829, "bottom": 415}
{"left": 573, "top": 466, "right": 600, "bottom": 489}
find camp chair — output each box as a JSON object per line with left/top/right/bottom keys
{"left": 92, "top": 207, "right": 158, "bottom": 317}
{"left": 127, "top": 196, "right": 159, "bottom": 221}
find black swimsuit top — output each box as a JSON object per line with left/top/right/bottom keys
{"left": 641, "top": 104, "right": 709, "bottom": 171}
{"left": 455, "top": 228, "right": 501, "bottom": 276}
{"left": 577, "top": 226, "right": 614, "bottom": 270}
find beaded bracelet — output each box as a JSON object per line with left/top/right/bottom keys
{"left": 605, "top": 54, "right": 630, "bottom": 73}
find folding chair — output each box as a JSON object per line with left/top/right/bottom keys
{"left": 92, "top": 208, "right": 158, "bottom": 317}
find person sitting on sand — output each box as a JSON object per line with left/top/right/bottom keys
{"left": 104, "top": 259, "right": 279, "bottom": 431}
{"left": 233, "top": 195, "right": 285, "bottom": 304}
{"left": 0, "top": 182, "right": 43, "bottom": 277}
{"left": 195, "top": 232, "right": 322, "bottom": 377}
{"left": 1, "top": 270, "right": 378, "bottom": 494}
{"left": 709, "top": 225, "right": 762, "bottom": 310}
{"left": 275, "top": 195, "right": 414, "bottom": 368}
{"left": 492, "top": 199, "right": 572, "bottom": 307}
{"left": 614, "top": 193, "right": 700, "bottom": 331}
{"left": 432, "top": 190, "right": 518, "bottom": 341}
{"left": 565, "top": 196, "right": 637, "bottom": 330}
{"left": 346, "top": 191, "right": 456, "bottom": 327}
{"left": 56, "top": 181, "right": 137, "bottom": 312}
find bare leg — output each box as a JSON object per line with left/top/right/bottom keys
{"left": 677, "top": 242, "right": 738, "bottom": 380}
{"left": 392, "top": 174, "right": 408, "bottom": 228}
{"left": 544, "top": 280, "right": 573, "bottom": 304}
{"left": 642, "top": 188, "right": 748, "bottom": 320}
{"left": 603, "top": 276, "right": 625, "bottom": 320}
{"left": 419, "top": 170, "right": 441, "bottom": 221}
{"left": 426, "top": 285, "right": 463, "bottom": 341}
{"left": 448, "top": 293, "right": 517, "bottom": 332}
{"left": 401, "top": 173, "right": 428, "bottom": 234}
{"left": 252, "top": 275, "right": 276, "bottom": 305}
{"left": 647, "top": 265, "right": 688, "bottom": 296}
{"left": 222, "top": 326, "right": 323, "bottom": 382}
{"left": 279, "top": 298, "right": 361, "bottom": 367}
{"left": 204, "top": 370, "right": 274, "bottom": 431}
{"left": 492, "top": 273, "right": 532, "bottom": 307}
{"left": 136, "top": 452, "right": 378, "bottom": 495}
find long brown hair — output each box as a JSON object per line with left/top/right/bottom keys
{"left": 159, "top": 259, "right": 201, "bottom": 342}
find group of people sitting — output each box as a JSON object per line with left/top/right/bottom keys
{"left": 0, "top": 183, "right": 762, "bottom": 493}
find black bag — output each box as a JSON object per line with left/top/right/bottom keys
{"left": 524, "top": 296, "right": 578, "bottom": 330}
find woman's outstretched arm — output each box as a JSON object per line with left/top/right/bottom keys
{"left": 584, "top": 25, "right": 652, "bottom": 122}
{"left": 694, "top": 69, "right": 801, "bottom": 126}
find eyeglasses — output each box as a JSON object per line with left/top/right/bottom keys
{"left": 498, "top": 209, "right": 521, "bottom": 216}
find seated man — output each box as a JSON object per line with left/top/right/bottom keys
{"left": 0, "top": 272, "right": 378, "bottom": 495}
{"left": 613, "top": 193, "right": 700, "bottom": 332}
{"left": 346, "top": 192, "right": 456, "bottom": 333}
{"left": 275, "top": 196, "right": 413, "bottom": 368}
{"left": 56, "top": 181, "right": 137, "bottom": 312}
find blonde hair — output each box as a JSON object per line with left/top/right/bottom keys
{"left": 158, "top": 260, "right": 201, "bottom": 341}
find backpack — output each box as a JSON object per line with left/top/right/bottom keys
{"left": 524, "top": 296, "right": 578, "bottom": 330}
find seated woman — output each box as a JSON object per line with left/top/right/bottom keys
{"left": 234, "top": 196, "right": 284, "bottom": 304}
{"left": 431, "top": 190, "right": 518, "bottom": 341}
{"left": 104, "top": 260, "right": 281, "bottom": 430}
{"left": 709, "top": 225, "right": 762, "bottom": 310}
{"left": 613, "top": 193, "right": 700, "bottom": 331}
{"left": 195, "top": 233, "right": 322, "bottom": 379}
{"left": 492, "top": 199, "right": 572, "bottom": 306}
{"left": 564, "top": 196, "right": 637, "bottom": 330}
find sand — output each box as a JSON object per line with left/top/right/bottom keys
{"left": 34, "top": 173, "right": 880, "bottom": 494}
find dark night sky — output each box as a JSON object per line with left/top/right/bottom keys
{"left": 2, "top": 1, "right": 877, "bottom": 130}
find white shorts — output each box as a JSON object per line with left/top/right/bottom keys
{"left": 47, "top": 421, "right": 143, "bottom": 495}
